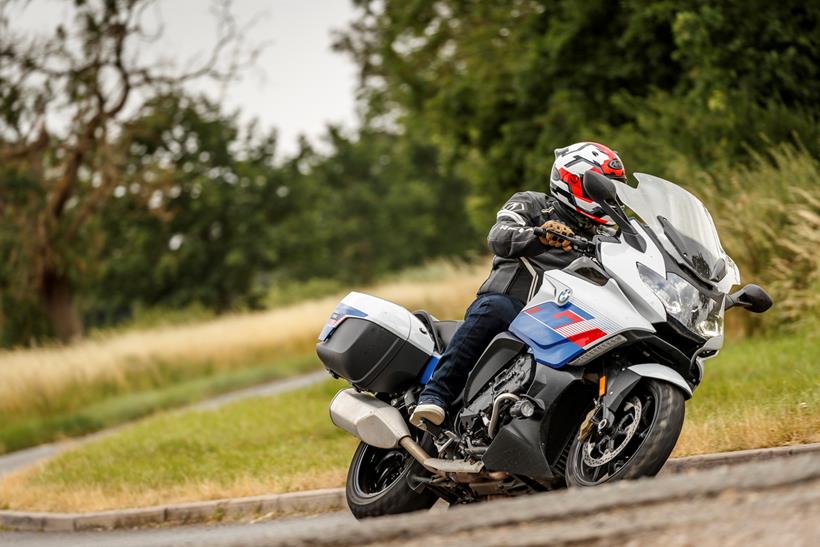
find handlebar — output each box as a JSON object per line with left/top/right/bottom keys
{"left": 533, "top": 227, "right": 595, "bottom": 254}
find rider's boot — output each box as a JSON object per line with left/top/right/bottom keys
{"left": 410, "top": 403, "right": 445, "bottom": 428}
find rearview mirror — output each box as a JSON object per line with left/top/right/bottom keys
{"left": 725, "top": 284, "right": 773, "bottom": 313}
{"left": 583, "top": 170, "right": 618, "bottom": 203}
{"left": 582, "top": 171, "right": 646, "bottom": 252}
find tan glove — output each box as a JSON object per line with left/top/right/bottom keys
{"left": 539, "top": 220, "right": 574, "bottom": 252}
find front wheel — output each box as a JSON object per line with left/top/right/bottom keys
{"left": 566, "top": 379, "right": 685, "bottom": 487}
{"left": 345, "top": 433, "right": 438, "bottom": 519}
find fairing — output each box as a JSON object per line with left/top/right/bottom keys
{"left": 509, "top": 269, "right": 654, "bottom": 368}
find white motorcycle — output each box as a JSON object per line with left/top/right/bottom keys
{"left": 317, "top": 171, "right": 772, "bottom": 518}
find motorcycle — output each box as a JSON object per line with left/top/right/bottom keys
{"left": 316, "top": 170, "right": 772, "bottom": 519}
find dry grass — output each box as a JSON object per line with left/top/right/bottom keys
{"left": 0, "top": 259, "right": 488, "bottom": 418}
{"left": 0, "top": 465, "right": 348, "bottom": 513}
{"left": 673, "top": 405, "right": 820, "bottom": 457}
{"left": 688, "top": 145, "right": 820, "bottom": 334}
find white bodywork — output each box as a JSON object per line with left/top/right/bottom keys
{"left": 534, "top": 269, "right": 655, "bottom": 341}
{"left": 596, "top": 220, "right": 668, "bottom": 324}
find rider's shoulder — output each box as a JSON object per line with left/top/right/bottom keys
{"left": 502, "top": 190, "right": 550, "bottom": 210}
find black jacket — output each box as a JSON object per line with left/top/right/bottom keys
{"left": 477, "top": 191, "right": 603, "bottom": 303}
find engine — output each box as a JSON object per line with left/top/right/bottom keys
{"left": 456, "top": 354, "right": 534, "bottom": 444}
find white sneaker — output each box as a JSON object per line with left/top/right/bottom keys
{"left": 410, "top": 403, "right": 446, "bottom": 428}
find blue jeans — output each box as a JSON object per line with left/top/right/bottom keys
{"left": 419, "top": 292, "right": 524, "bottom": 409}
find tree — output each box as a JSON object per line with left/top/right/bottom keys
{"left": 275, "top": 126, "right": 478, "bottom": 285}
{"left": 336, "top": 1, "right": 820, "bottom": 223}
{"left": 0, "top": 0, "right": 254, "bottom": 342}
{"left": 89, "top": 93, "right": 288, "bottom": 317}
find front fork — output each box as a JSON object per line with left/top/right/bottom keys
{"left": 580, "top": 365, "right": 642, "bottom": 440}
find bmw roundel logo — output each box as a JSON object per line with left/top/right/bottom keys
{"left": 557, "top": 288, "right": 572, "bottom": 305}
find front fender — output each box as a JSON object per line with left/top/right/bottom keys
{"left": 603, "top": 363, "right": 692, "bottom": 414}
{"left": 628, "top": 363, "right": 693, "bottom": 399}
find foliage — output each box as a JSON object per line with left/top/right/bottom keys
{"left": 1, "top": 0, "right": 819, "bottom": 346}
{"left": 88, "top": 94, "right": 289, "bottom": 318}
{"left": 0, "top": 0, "right": 255, "bottom": 343}
{"left": 337, "top": 0, "right": 820, "bottom": 220}
{"left": 275, "top": 127, "right": 478, "bottom": 284}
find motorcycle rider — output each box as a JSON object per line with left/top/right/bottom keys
{"left": 410, "top": 142, "right": 628, "bottom": 428}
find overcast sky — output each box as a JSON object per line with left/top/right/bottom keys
{"left": 12, "top": 0, "right": 361, "bottom": 157}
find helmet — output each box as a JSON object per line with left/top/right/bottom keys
{"left": 549, "top": 142, "right": 627, "bottom": 224}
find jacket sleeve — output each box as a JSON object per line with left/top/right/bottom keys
{"left": 487, "top": 192, "right": 545, "bottom": 258}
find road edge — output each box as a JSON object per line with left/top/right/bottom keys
{"left": 2, "top": 442, "right": 818, "bottom": 532}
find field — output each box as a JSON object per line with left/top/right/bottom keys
{"left": 0, "top": 260, "right": 488, "bottom": 453}
{"left": 1, "top": 326, "right": 816, "bottom": 513}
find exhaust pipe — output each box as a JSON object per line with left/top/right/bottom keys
{"left": 329, "top": 388, "right": 483, "bottom": 476}
{"left": 330, "top": 388, "right": 413, "bottom": 449}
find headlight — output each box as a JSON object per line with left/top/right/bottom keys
{"left": 637, "top": 263, "right": 724, "bottom": 338}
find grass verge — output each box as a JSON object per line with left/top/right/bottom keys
{"left": 0, "top": 379, "right": 355, "bottom": 512}
{"left": 0, "top": 355, "right": 320, "bottom": 454}
{"left": 1, "top": 328, "right": 816, "bottom": 512}
{"left": 672, "top": 328, "right": 820, "bottom": 455}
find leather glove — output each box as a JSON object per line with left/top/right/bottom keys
{"left": 539, "top": 220, "right": 574, "bottom": 252}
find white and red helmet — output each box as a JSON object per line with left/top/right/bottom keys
{"left": 549, "top": 142, "right": 627, "bottom": 224}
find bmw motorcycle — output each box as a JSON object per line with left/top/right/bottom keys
{"left": 316, "top": 171, "right": 772, "bottom": 519}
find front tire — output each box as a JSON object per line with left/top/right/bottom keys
{"left": 566, "top": 379, "right": 685, "bottom": 487}
{"left": 345, "top": 434, "right": 438, "bottom": 519}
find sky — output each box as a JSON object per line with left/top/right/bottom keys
{"left": 11, "top": 0, "right": 361, "bottom": 157}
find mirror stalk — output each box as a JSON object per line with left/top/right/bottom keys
{"left": 582, "top": 171, "right": 646, "bottom": 252}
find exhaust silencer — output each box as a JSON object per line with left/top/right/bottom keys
{"left": 329, "top": 388, "right": 412, "bottom": 449}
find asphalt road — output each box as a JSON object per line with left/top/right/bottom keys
{"left": 5, "top": 451, "right": 818, "bottom": 546}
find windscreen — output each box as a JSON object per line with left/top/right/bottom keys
{"left": 616, "top": 173, "right": 740, "bottom": 289}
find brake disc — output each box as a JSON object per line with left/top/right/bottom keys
{"left": 582, "top": 396, "right": 643, "bottom": 467}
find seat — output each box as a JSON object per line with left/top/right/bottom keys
{"left": 413, "top": 310, "right": 463, "bottom": 353}
{"left": 433, "top": 320, "right": 463, "bottom": 351}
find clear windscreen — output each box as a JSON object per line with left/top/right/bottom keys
{"left": 616, "top": 173, "right": 740, "bottom": 291}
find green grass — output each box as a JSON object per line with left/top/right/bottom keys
{"left": 0, "top": 354, "right": 320, "bottom": 454}
{"left": 674, "top": 328, "right": 820, "bottom": 454}
{"left": 2, "top": 328, "right": 817, "bottom": 512}
{"left": 0, "top": 378, "right": 355, "bottom": 512}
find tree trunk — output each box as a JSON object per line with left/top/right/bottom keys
{"left": 42, "top": 268, "right": 83, "bottom": 342}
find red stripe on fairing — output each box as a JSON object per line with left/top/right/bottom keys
{"left": 567, "top": 328, "right": 607, "bottom": 347}
{"left": 526, "top": 306, "right": 542, "bottom": 314}
{"left": 552, "top": 310, "right": 584, "bottom": 326}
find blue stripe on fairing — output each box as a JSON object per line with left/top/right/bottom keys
{"left": 419, "top": 353, "right": 441, "bottom": 384}
{"left": 509, "top": 301, "right": 587, "bottom": 368}
{"left": 318, "top": 303, "right": 368, "bottom": 341}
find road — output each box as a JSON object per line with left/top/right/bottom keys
{"left": 0, "top": 370, "right": 328, "bottom": 479}
{"left": 4, "top": 451, "right": 818, "bottom": 546}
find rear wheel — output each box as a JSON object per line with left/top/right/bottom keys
{"left": 345, "top": 433, "right": 438, "bottom": 519}
{"left": 566, "top": 379, "right": 684, "bottom": 487}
